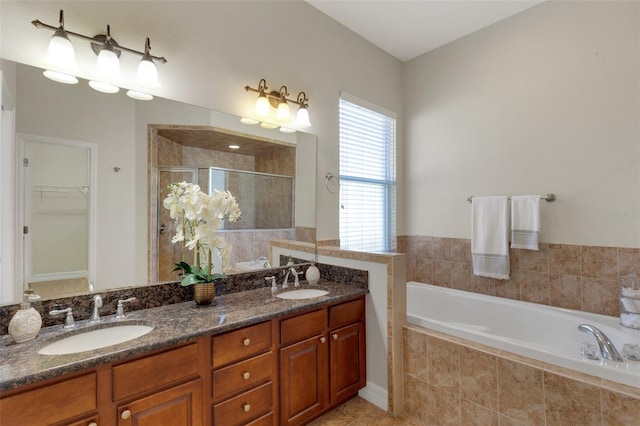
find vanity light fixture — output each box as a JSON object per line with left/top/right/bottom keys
{"left": 229, "top": 145, "right": 240, "bottom": 149}
{"left": 245, "top": 79, "right": 311, "bottom": 128}
{"left": 32, "top": 9, "right": 167, "bottom": 99}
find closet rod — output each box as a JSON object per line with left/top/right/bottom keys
{"left": 466, "top": 193, "right": 556, "bottom": 203}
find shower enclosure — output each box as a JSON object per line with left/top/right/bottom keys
{"left": 157, "top": 166, "right": 294, "bottom": 282}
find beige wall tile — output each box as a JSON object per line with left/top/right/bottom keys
{"left": 549, "top": 274, "right": 582, "bottom": 310}
{"left": 519, "top": 271, "right": 549, "bottom": 304}
{"left": 619, "top": 247, "right": 640, "bottom": 276}
{"left": 403, "top": 328, "right": 428, "bottom": 382}
{"left": 601, "top": 389, "right": 640, "bottom": 426}
{"left": 472, "top": 276, "right": 497, "bottom": 296}
{"left": 451, "top": 262, "right": 473, "bottom": 292}
{"left": 495, "top": 276, "right": 520, "bottom": 300}
{"left": 426, "top": 237, "right": 450, "bottom": 260}
{"left": 450, "top": 238, "right": 471, "bottom": 263}
{"left": 426, "top": 336, "right": 460, "bottom": 394}
{"left": 459, "top": 347, "right": 498, "bottom": 410}
{"left": 549, "top": 244, "right": 582, "bottom": 276}
{"left": 543, "top": 373, "right": 601, "bottom": 426}
{"left": 460, "top": 399, "right": 499, "bottom": 426}
{"left": 517, "top": 244, "right": 549, "bottom": 273}
{"left": 403, "top": 374, "right": 429, "bottom": 422}
{"left": 582, "top": 246, "right": 618, "bottom": 280}
{"left": 582, "top": 277, "right": 619, "bottom": 316}
{"left": 427, "top": 385, "right": 461, "bottom": 425}
{"left": 433, "top": 260, "right": 452, "bottom": 287}
{"left": 497, "top": 358, "right": 544, "bottom": 426}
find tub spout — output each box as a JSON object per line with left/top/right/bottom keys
{"left": 578, "top": 324, "right": 624, "bottom": 362}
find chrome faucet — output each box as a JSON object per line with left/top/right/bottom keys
{"left": 90, "top": 294, "right": 103, "bottom": 323}
{"left": 115, "top": 297, "right": 136, "bottom": 319}
{"left": 266, "top": 276, "right": 277, "bottom": 291}
{"left": 578, "top": 324, "right": 624, "bottom": 362}
{"left": 282, "top": 267, "right": 300, "bottom": 289}
{"left": 49, "top": 306, "right": 75, "bottom": 328}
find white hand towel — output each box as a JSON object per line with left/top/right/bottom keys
{"left": 471, "top": 196, "right": 510, "bottom": 280}
{"left": 511, "top": 195, "right": 541, "bottom": 250}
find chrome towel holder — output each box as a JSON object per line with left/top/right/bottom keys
{"left": 467, "top": 193, "right": 556, "bottom": 203}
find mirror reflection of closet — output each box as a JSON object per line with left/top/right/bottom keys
{"left": 19, "top": 135, "right": 96, "bottom": 299}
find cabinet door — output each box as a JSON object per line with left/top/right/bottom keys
{"left": 117, "top": 379, "right": 202, "bottom": 426}
{"left": 330, "top": 322, "right": 366, "bottom": 405}
{"left": 280, "top": 335, "right": 328, "bottom": 426}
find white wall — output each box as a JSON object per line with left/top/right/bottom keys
{"left": 0, "top": 1, "right": 404, "bottom": 244}
{"left": 403, "top": 0, "right": 640, "bottom": 248}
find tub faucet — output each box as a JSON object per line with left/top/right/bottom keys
{"left": 90, "top": 294, "right": 103, "bottom": 323}
{"left": 578, "top": 324, "right": 624, "bottom": 362}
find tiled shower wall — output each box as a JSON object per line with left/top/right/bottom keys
{"left": 403, "top": 325, "right": 640, "bottom": 425}
{"left": 397, "top": 236, "right": 640, "bottom": 317}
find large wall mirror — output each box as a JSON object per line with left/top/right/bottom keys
{"left": 0, "top": 59, "right": 317, "bottom": 305}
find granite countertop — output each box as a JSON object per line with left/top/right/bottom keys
{"left": 0, "top": 280, "right": 367, "bottom": 392}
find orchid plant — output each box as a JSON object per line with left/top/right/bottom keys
{"left": 163, "top": 182, "right": 241, "bottom": 286}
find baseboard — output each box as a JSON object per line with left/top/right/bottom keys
{"left": 358, "top": 381, "right": 388, "bottom": 411}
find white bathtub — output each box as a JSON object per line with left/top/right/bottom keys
{"left": 406, "top": 282, "right": 640, "bottom": 389}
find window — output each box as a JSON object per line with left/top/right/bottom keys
{"left": 339, "top": 94, "right": 396, "bottom": 252}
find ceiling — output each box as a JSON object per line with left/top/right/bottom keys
{"left": 305, "top": 0, "right": 544, "bottom": 62}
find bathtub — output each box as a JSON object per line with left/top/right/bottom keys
{"left": 406, "top": 282, "right": 640, "bottom": 389}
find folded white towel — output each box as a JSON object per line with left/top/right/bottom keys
{"left": 472, "top": 196, "right": 510, "bottom": 280}
{"left": 511, "top": 195, "right": 541, "bottom": 250}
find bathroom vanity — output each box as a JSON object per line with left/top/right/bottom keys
{"left": 0, "top": 282, "right": 367, "bottom": 426}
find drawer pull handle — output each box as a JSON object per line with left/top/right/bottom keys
{"left": 243, "top": 403, "right": 251, "bottom": 412}
{"left": 243, "top": 371, "right": 251, "bottom": 380}
{"left": 332, "top": 333, "right": 339, "bottom": 340}
{"left": 320, "top": 336, "right": 326, "bottom": 343}
{"left": 121, "top": 409, "right": 131, "bottom": 420}
{"left": 243, "top": 338, "right": 251, "bottom": 346}
{"left": 88, "top": 423, "right": 98, "bottom": 426}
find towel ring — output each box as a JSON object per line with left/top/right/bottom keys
{"left": 325, "top": 172, "right": 340, "bottom": 194}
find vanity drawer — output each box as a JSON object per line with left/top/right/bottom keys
{"left": 213, "top": 321, "right": 272, "bottom": 368}
{"left": 112, "top": 343, "right": 199, "bottom": 401}
{"left": 0, "top": 372, "right": 97, "bottom": 426}
{"left": 280, "top": 309, "right": 325, "bottom": 346}
{"left": 329, "top": 297, "right": 364, "bottom": 329}
{"left": 213, "top": 351, "right": 274, "bottom": 402}
{"left": 213, "top": 381, "right": 273, "bottom": 426}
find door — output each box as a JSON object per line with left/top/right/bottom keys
{"left": 330, "top": 322, "right": 366, "bottom": 404}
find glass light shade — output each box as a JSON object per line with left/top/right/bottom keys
{"left": 126, "top": 90, "right": 153, "bottom": 101}
{"left": 276, "top": 101, "right": 290, "bottom": 122}
{"left": 296, "top": 106, "right": 311, "bottom": 128}
{"left": 45, "top": 30, "right": 77, "bottom": 71}
{"left": 96, "top": 48, "right": 120, "bottom": 78}
{"left": 240, "top": 117, "right": 259, "bottom": 125}
{"left": 43, "top": 70, "right": 78, "bottom": 85}
{"left": 88, "top": 80, "right": 119, "bottom": 94}
{"left": 260, "top": 122, "right": 278, "bottom": 129}
{"left": 255, "top": 94, "right": 270, "bottom": 116}
{"left": 279, "top": 127, "right": 296, "bottom": 134}
{"left": 137, "top": 56, "right": 160, "bottom": 88}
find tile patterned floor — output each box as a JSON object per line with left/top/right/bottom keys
{"left": 309, "top": 396, "right": 422, "bottom": 426}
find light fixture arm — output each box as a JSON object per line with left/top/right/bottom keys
{"left": 245, "top": 79, "right": 309, "bottom": 107}
{"left": 32, "top": 10, "right": 167, "bottom": 64}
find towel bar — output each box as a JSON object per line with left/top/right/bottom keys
{"left": 467, "top": 193, "right": 556, "bottom": 203}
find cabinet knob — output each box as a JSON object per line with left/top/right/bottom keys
{"left": 243, "top": 403, "right": 251, "bottom": 413}
{"left": 121, "top": 409, "right": 131, "bottom": 420}
{"left": 243, "top": 338, "right": 250, "bottom": 346}
{"left": 242, "top": 371, "right": 251, "bottom": 380}
{"left": 320, "top": 337, "right": 326, "bottom": 343}
{"left": 332, "top": 333, "right": 339, "bottom": 340}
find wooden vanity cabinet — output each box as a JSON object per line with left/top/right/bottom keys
{"left": 212, "top": 320, "right": 277, "bottom": 426}
{"left": 0, "top": 371, "right": 98, "bottom": 426}
{"left": 279, "top": 295, "right": 366, "bottom": 426}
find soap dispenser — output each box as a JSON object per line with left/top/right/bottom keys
{"left": 8, "top": 296, "right": 42, "bottom": 343}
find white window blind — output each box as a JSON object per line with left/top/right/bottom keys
{"left": 339, "top": 96, "right": 396, "bottom": 252}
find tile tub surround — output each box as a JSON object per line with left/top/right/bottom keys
{"left": 403, "top": 325, "right": 640, "bottom": 426}
{"left": 0, "top": 263, "right": 366, "bottom": 335}
{"left": 398, "top": 236, "right": 640, "bottom": 317}
{"left": 0, "top": 279, "right": 367, "bottom": 392}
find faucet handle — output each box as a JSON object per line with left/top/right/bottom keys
{"left": 265, "top": 276, "right": 277, "bottom": 290}
{"left": 49, "top": 306, "right": 75, "bottom": 328}
{"left": 291, "top": 268, "right": 302, "bottom": 287}
{"left": 116, "top": 297, "right": 136, "bottom": 319}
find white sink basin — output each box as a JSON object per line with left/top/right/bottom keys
{"left": 38, "top": 324, "right": 154, "bottom": 355}
{"left": 276, "top": 289, "right": 329, "bottom": 300}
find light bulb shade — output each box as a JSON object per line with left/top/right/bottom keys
{"left": 255, "top": 94, "right": 270, "bottom": 117}
{"left": 126, "top": 90, "right": 153, "bottom": 101}
{"left": 296, "top": 106, "right": 311, "bottom": 128}
{"left": 96, "top": 47, "right": 120, "bottom": 78}
{"left": 276, "top": 101, "right": 290, "bottom": 122}
{"left": 45, "top": 30, "right": 77, "bottom": 71}
{"left": 43, "top": 70, "right": 78, "bottom": 84}
{"left": 137, "top": 55, "right": 160, "bottom": 88}
{"left": 88, "top": 80, "right": 119, "bottom": 94}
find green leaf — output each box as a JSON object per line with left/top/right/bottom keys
{"left": 180, "top": 273, "right": 206, "bottom": 286}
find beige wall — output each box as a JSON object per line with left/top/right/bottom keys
{"left": 403, "top": 0, "right": 640, "bottom": 248}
